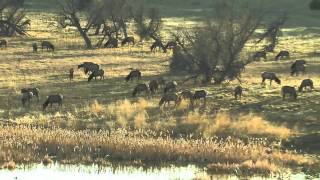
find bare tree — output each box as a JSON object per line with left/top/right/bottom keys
{"left": 257, "top": 15, "right": 286, "bottom": 52}
{"left": 56, "top": 0, "right": 94, "bottom": 49}
{"left": 0, "top": 0, "right": 29, "bottom": 36}
{"left": 170, "top": 0, "right": 264, "bottom": 84}
{"left": 132, "top": 3, "right": 165, "bottom": 50}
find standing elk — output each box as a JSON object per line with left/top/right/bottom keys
{"left": 234, "top": 86, "right": 243, "bottom": 100}
{"left": 164, "top": 81, "right": 178, "bottom": 93}
{"left": 78, "top": 62, "right": 99, "bottom": 75}
{"left": 21, "top": 88, "right": 40, "bottom": 102}
{"left": 0, "top": 39, "right": 7, "bottom": 48}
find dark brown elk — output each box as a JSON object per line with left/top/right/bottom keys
{"left": 192, "top": 90, "right": 207, "bottom": 106}
{"left": 121, "top": 36, "right": 135, "bottom": 46}
{"left": 180, "top": 90, "right": 194, "bottom": 104}
{"left": 281, "top": 86, "right": 297, "bottom": 100}
{"left": 21, "top": 92, "right": 33, "bottom": 107}
{"left": 41, "top": 41, "right": 55, "bottom": 51}
{"left": 43, "top": 94, "right": 63, "bottom": 111}
{"left": 150, "top": 40, "right": 166, "bottom": 53}
{"left": 0, "top": 39, "right": 7, "bottom": 48}
{"left": 69, "top": 68, "right": 74, "bottom": 81}
{"left": 234, "top": 86, "right": 243, "bottom": 100}
{"left": 132, "top": 84, "right": 150, "bottom": 97}
{"left": 261, "top": 72, "right": 281, "bottom": 86}
{"left": 149, "top": 80, "right": 159, "bottom": 94}
{"left": 88, "top": 69, "right": 104, "bottom": 82}
{"left": 298, "top": 79, "right": 314, "bottom": 92}
{"left": 275, "top": 50, "right": 290, "bottom": 61}
{"left": 32, "top": 43, "right": 37, "bottom": 52}
{"left": 253, "top": 51, "right": 267, "bottom": 61}
{"left": 21, "top": 88, "right": 40, "bottom": 102}
{"left": 78, "top": 62, "right": 99, "bottom": 75}
{"left": 164, "top": 81, "right": 178, "bottom": 93}
{"left": 104, "top": 38, "right": 118, "bottom": 48}
{"left": 126, "top": 69, "right": 141, "bottom": 82}
{"left": 291, "top": 60, "right": 306, "bottom": 76}
{"left": 159, "top": 93, "right": 182, "bottom": 107}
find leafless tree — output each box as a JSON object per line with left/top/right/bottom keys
{"left": 257, "top": 14, "right": 286, "bottom": 52}
{"left": 170, "top": 0, "right": 264, "bottom": 84}
{"left": 56, "top": 0, "right": 95, "bottom": 49}
{"left": 132, "top": 3, "right": 164, "bottom": 48}
{"left": 0, "top": 0, "right": 30, "bottom": 36}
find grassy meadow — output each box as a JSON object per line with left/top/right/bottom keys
{"left": 0, "top": 0, "right": 320, "bottom": 176}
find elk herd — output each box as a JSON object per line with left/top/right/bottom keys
{"left": 0, "top": 37, "right": 315, "bottom": 111}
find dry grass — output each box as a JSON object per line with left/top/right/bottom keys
{"left": 0, "top": 4, "right": 319, "bottom": 175}
{"left": 0, "top": 125, "right": 316, "bottom": 174}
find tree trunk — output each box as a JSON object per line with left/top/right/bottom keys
{"left": 71, "top": 14, "right": 92, "bottom": 49}
{"left": 120, "top": 17, "right": 128, "bottom": 38}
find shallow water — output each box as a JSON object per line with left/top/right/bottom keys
{"left": 0, "top": 163, "right": 316, "bottom": 180}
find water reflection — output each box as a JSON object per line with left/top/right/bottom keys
{"left": 0, "top": 163, "right": 316, "bottom": 180}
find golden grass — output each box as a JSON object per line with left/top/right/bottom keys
{"left": 0, "top": 125, "right": 316, "bottom": 174}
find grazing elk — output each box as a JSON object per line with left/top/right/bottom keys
{"left": 41, "top": 41, "right": 55, "bottom": 51}
{"left": 78, "top": 62, "right": 99, "bottom": 75}
{"left": 21, "top": 92, "right": 33, "bottom": 107}
{"left": 291, "top": 60, "right": 306, "bottom": 76}
{"left": 104, "top": 38, "right": 118, "bottom": 48}
{"left": 192, "top": 90, "right": 207, "bottom": 106}
{"left": 121, "top": 36, "right": 135, "bottom": 46}
{"left": 275, "top": 50, "right": 290, "bottom": 61}
{"left": 21, "top": 88, "right": 40, "bottom": 102}
{"left": 281, "top": 86, "right": 297, "bottom": 100}
{"left": 43, "top": 94, "right": 64, "bottom": 111}
{"left": 253, "top": 51, "right": 267, "bottom": 61}
{"left": 132, "top": 84, "right": 150, "bottom": 97}
{"left": 159, "top": 93, "right": 182, "bottom": 107}
{"left": 164, "top": 81, "right": 178, "bottom": 93}
{"left": 88, "top": 69, "right": 104, "bottom": 82}
{"left": 0, "top": 39, "right": 7, "bottom": 48}
{"left": 234, "top": 86, "right": 243, "bottom": 100}
{"left": 299, "top": 79, "right": 314, "bottom": 92}
{"left": 69, "top": 68, "right": 74, "bottom": 81}
{"left": 261, "top": 72, "right": 281, "bottom": 86}
{"left": 32, "top": 43, "right": 38, "bottom": 52}
{"left": 180, "top": 90, "right": 194, "bottom": 102}
{"left": 125, "top": 69, "right": 141, "bottom": 82}
{"left": 149, "top": 80, "right": 159, "bottom": 94}
{"left": 150, "top": 40, "right": 166, "bottom": 53}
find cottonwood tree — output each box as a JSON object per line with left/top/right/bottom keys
{"left": 56, "top": 0, "right": 95, "bottom": 49}
{"left": 170, "top": 0, "right": 264, "bottom": 84}
{"left": 0, "top": 0, "right": 30, "bottom": 36}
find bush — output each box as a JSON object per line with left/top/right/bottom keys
{"left": 169, "top": 47, "right": 197, "bottom": 74}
